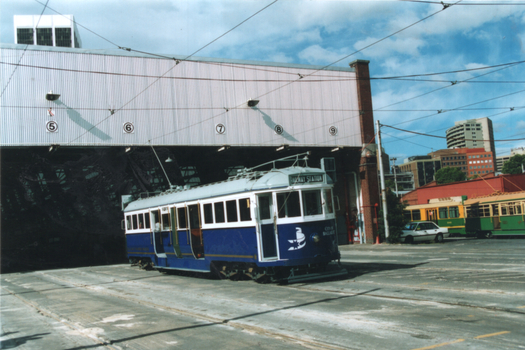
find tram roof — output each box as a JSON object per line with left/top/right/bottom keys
{"left": 405, "top": 201, "right": 462, "bottom": 210}
{"left": 464, "top": 191, "right": 525, "bottom": 205}
{"left": 123, "top": 166, "right": 331, "bottom": 212}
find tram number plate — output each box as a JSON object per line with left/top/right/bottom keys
{"left": 289, "top": 174, "right": 324, "bottom": 185}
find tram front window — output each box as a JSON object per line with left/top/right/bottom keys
{"left": 277, "top": 191, "right": 301, "bottom": 218}
{"left": 303, "top": 190, "right": 322, "bottom": 216}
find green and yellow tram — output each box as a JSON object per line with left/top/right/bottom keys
{"left": 464, "top": 191, "right": 525, "bottom": 237}
{"left": 404, "top": 200, "right": 466, "bottom": 236}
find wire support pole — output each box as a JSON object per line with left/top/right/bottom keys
{"left": 376, "top": 120, "right": 390, "bottom": 241}
{"left": 149, "top": 142, "right": 174, "bottom": 189}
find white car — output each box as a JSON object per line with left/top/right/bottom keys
{"left": 400, "top": 221, "right": 449, "bottom": 244}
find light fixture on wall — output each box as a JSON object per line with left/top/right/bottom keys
{"left": 165, "top": 157, "right": 173, "bottom": 163}
{"left": 247, "top": 99, "right": 259, "bottom": 107}
{"left": 45, "top": 90, "right": 61, "bottom": 101}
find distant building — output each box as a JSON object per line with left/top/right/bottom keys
{"left": 398, "top": 156, "right": 441, "bottom": 188}
{"left": 385, "top": 171, "right": 415, "bottom": 195}
{"left": 446, "top": 117, "right": 494, "bottom": 154}
{"left": 496, "top": 147, "right": 525, "bottom": 173}
{"left": 429, "top": 147, "right": 494, "bottom": 178}
{"left": 14, "top": 15, "right": 81, "bottom": 48}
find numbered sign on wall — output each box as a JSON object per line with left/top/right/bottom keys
{"left": 123, "top": 122, "right": 135, "bottom": 134}
{"left": 46, "top": 120, "right": 58, "bottom": 133}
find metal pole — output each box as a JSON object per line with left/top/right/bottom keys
{"left": 376, "top": 120, "right": 390, "bottom": 241}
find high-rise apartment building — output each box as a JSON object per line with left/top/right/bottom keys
{"left": 14, "top": 15, "right": 81, "bottom": 48}
{"left": 446, "top": 117, "right": 495, "bottom": 153}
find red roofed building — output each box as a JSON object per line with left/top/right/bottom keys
{"left": 401, "top": 173, "right": 525, "bottom": 205}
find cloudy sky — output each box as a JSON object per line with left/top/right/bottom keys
{"left": 2, "top": 0, "right": 525, "bottom": 161}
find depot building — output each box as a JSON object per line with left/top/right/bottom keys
{"left": 0, "top": 42, "right": 380, "bottom": 270}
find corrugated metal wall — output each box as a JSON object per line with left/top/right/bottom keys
{"left": 1, "top": 44, "right": 362, "bottom": 147}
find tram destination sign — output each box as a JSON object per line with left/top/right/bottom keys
{"left": 289, "top": 173, "right": 324, "bottom": 185}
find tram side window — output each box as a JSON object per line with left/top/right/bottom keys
{"left": 277, "top": 191, "right": 301, "bottom": 218}
{"left": 214, "top": 202, "right": 225, "bottom": 223}
{"left": 177, "top": 207, "right": 187, "bottom": 229}
{"left": 303, "top": 190, "right": 322, "bottom": 216}
{"left": 403, "top": 211, "right": 412, "bottom": 221}
{"left": 145, "top": 213, "right": 151, "bottom": 229}
{"left": 137, "top": 213, "right": 144, "bottom": 229}
{"left": 132, "top": 215, "right": 138, "bottom": 229}
{"left": 439, "top": 207, "right": 448, "bottom": 219}
{"left": 239, "top": 198, "right": 251, "bottom": 221}
{"left": 324, "top": 189, "right": 334, "bottom": 214}
{"left": 501, "top": 202, "right": 520, "bottom": 216}
{"left": 226, "top": 200, "right": 238, "bottom": 222}
{"left": 449, "top": 206, "right": 459, "bottom": 218}
{"left": 126, "top": 215, "right": 132, "bottom": 230}
{"left": 203, "top": 203, "right": 213, "bottom": 224}
{"left": 412, "top": 210, "right": 421, "bottom": 221}
{"left": 161, "top": 212, "right": 170, "bottom": 230}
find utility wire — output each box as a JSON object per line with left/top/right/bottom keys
{"left": 0, "top": 0, "right": 49, "bottom": 98}
{"left": 66, "top": 0, "right": 279, "bottom": 145}
{"left": 392, "top": 87, "right": 525, "bottom": 126}
{"left": 382, "top": 123, "right": 525, "bottom": 142}
{"left": 376, "top": 61, "right": 523, "bottom": 111}
{"left": 149, "top": 1, "right": 459, "bottom": 143}
{"left": 34, "top": 0, "right": 121, "bottom": 48}
{"left": 5, "top": 59, "right": 525, "bottom": 83}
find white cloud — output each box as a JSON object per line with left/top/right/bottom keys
{"left": 297, "top": 45, "right": 344, "bottom": 65}
{"left": 353, "top": 36, "right": 426, "bottom": 58}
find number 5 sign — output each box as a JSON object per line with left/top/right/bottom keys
{"left": 46, "top": 121, "right": 58, "bottom": 133}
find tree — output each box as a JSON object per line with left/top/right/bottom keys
{"left": 378, "top": 188, "right": 407, "bottom": 243}
{"left": 435, "top": 167, "right": 466, "bottom": 185}
{"left": 501, "top": 154, "right": 525, "bottom": 174}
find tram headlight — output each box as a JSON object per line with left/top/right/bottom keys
{"left": 311, "top": 233, "right": 321, "bottom": 244}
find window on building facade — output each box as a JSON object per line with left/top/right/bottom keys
{"left": 36, "top": 28, "right": 53, "bottom": 46}
{"left": 17, "top": 28, "right": 34, "bottom": 45}
{"left": 55, "top": 28, "right": 72, "bottom": 47}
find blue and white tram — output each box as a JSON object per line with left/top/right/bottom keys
{"left": 122, "top": 157, "right": 345, "bottom": 283}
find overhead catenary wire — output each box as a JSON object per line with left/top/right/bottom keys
{"left": 381, "top": 123, "right": 525, "bottom": 142}
{"left": 148, "top": 1, "right": 460, "bottom": 143}
{"left": 4, "top": 59, "right": 525, "bottom": 84}
{"left": 65, "top": 0, "right": 279, "bottom": 145}
{"left": 0, "top": 0, "right": 50, "bottom": 98}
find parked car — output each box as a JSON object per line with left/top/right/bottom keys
{"left": 400, "top": 221, "right": 449, "bottom": 244}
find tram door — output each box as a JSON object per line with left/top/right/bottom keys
{"left": 188, "top": 204, "right": 204, "bottom": 259}
{"left": 257, "top": 194, "right": 278, "bottom": 260}
{"left": 426, "top": 209, "right": 438, "bottom": 223}
{"left": 491, "top": 204, "right": 501, "bottom": 230}
{"left": 151, "top": 209, "right": 167, "bottom": 259}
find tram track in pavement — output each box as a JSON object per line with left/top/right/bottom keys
{"left": 2, "top": 269, "right": 355, "bottom": 350}
{"left": 4, "top": 264, "right": 524, "bottom": 349}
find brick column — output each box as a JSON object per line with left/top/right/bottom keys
{"left": 350, "top": 60, "right": 379, "bottom": 244}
